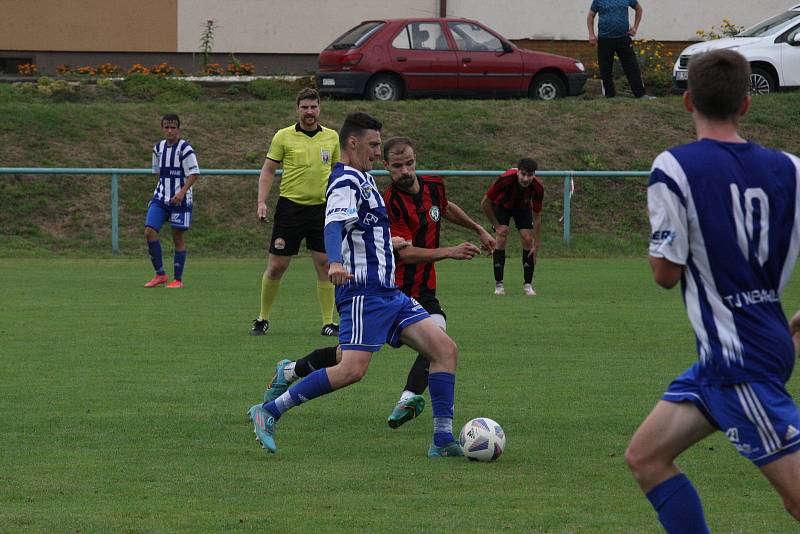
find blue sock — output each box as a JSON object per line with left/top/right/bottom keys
{"left": 173, "top": 250, "right": 187, "bottom": 281}
{"left": 429, "top": 372, "right": 455, "bottom": 446}
{"left": 646, "top": 474, "right": 709, "bottom": 534}
{"left": 262, "top": 369, "right": 332, "bottom": 419}
{"left": 147, "top": 240, "right": 164, "bottom": 275}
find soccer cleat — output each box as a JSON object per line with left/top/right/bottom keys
{"left": 144, "top": 273, "right": 168, "bottom": 288}
{"left": 428, "top": 440, "right": 464, "bottom": 458}
{"left": 387, "top": 395, "right": 426, "bottom": 429}
{"left": 523, "top": 283, "right": 536, "bottom": 296}
{"left": 494, "top": 282, "right": 505, "bottom": 295}
{"left": 250, "top": 319, "right": 269, "bottom": 336}
{"left": 248, "top": 403, "right": 277, "bottom": 453}
{"left": 166, "top": 280, "right": 183, "bottom": 289}
{"left": 264, "top": 358, "right": 292, "bottom": 402}
{"left": 320, "top": 323, "right": 339, "bottom": 336}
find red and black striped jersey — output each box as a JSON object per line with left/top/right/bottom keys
{"left": 383, "top": 175, "right": 449, "bottom": 299}
{"left": 486, "top": 168, "right": 544, "bottom": 212}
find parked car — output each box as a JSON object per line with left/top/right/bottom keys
{"left": 315, "top": 18, "right": 587, "bottom": 101}
{"left": 673, "top": 4, "right": 800, "bottom": 94}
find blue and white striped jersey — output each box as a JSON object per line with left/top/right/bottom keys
{"left": 151, "top": 139, "right": 200, "bottom": 207}
{"left": 325, "top": 162, "right": 396, "bottom": 300}
{"left": 648, "top": 139, "right": 800, "bottom": 384}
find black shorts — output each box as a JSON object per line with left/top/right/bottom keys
{"left": 416, "top": 292, "right": 446, "bottom": 320}
{"left": 269, "top": 196, "right": 326, "bottom": 256}
{"left": 493, "top": 204, "right": 533, "bottom": 230}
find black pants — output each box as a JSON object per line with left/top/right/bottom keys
{"left": 597, "top": 36, "right": 645, "bottom": 98}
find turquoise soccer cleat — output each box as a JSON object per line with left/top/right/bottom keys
{"left": 263, "top": 359, "right": 292, "bottom": 402}
{"left": 427, "top": 440, "right": 464, "bottom": 458}
{"left": 248, "top": 403, "right": 278, "bottom": 453}
{"left": 387, "top": 394, "right": 426, "bottom": 429}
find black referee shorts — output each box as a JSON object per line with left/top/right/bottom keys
{"left": 493, "top": 204, "right": 533, "bottom": 230}
{"left": 416, "top": 292, "right": 446, "bottom": 320}
{"left": 269, "top": 196, "right": 326, "bottom": 256}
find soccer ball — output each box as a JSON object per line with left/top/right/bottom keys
{"left": 459, "top": 417, "right": 506, "bottom": 461}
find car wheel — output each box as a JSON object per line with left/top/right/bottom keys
{"left": 366, "top": 75, "right": 403, "bottom": 101}
{"left": 750, "top": 68, "right": 776, "bottom": 95}
{"left": 530, "top": 73, "right": 566, "bottom": 100}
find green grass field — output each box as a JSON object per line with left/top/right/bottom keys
{"left": 2, "top": 256, "right": 799, "bottom": 532}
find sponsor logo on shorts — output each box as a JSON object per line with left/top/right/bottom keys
{"left": 410, "top": 297, "right": 423, "bottom": 312}
{"left": 170, "top": 212, "right": 182, "bottom": 223}
{"left": 274, "top": 238, "right": 286, "bottom": 250}
{"left": 429, "top": 206, "right": 440, "bottom": 222}
{"left": 321, "top": 149, "right": 331, "bottom": 165}
{"left": 786, "top": 425, "right": 800, "bottom": 441}
{"left": 726, "top": 427, "right": 753, "bottom": 454}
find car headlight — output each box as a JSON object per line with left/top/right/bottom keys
{"left": 575, "top": 61, "right": 585, "bottom": 72}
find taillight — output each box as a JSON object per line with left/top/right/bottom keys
{"left": 340, "top": 54, "right": 363, "bottom": 70}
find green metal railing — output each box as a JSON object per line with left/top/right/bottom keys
{"left": 0, "top": 167, "right": 649, "bottom": 251}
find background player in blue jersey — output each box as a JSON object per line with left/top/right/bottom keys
{"left": 625, "top": 50, "right": 800, "bottom": 532}
{"left": 144, "top": 114, "right": 200, "bottom": 288}
{"left": 248, "top": 112, "right": 464, "bottom": 458}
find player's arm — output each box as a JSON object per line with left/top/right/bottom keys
{"left": 789, "top": 311, "right": 800, "bottom": 354}
{"left": 481, "top": 195, "right": 500, "bottom": 229}
{"left": 444, "top": 201, "right": 495, "bottom": 252}
{"left": 398, "top": 242, "right": 481, "bottom": 264}
{"left": 629, "top": 2, "right": 642, "bottom": 37}
{"left": 530, "top": 208, "right": 542, "bottom": 261}
{"left": 649, "top": 257, "right": 682, "bottom": 289}
{"left": 587, "top": 9, "right": 598, "bottom": 45}
{"left": 170, "top": 173, "right": 199, "bottom": 205}
{"left": 257, "top": 158, "right": 281, "bottom": 221}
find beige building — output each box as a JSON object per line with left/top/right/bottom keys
{"left": 0, "top": 0, "right": 792, "bottom": 74}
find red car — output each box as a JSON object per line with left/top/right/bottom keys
{"left": 316, "top": 18, "right": 587, "bottom": 100}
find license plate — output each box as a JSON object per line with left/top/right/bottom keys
{"left": 322, "top": 78, "right": 335, "bottom": 86}
{"left": 675, "top": 71, "right": 688, "bottom": 81}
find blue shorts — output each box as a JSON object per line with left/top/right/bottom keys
{"left": 664, "top": 363, "right": 800, "bottom": 466}
{"left": 145, "top": 200, "right": 192, "bottom": 231}
{"left": 337, "top": 291, "right": 430, "bottom": 352}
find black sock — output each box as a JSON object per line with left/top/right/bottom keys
{"left": 522, "top": 250, "right": 534, "bottom": 284}
{"left": 493, "top": 249, "right": 506, "bottom": 283}
{"left": 295, "top": 346, "right": 338, "bottom": 378}
{"left": 404, "top": 354, "right": 430, "bottom": 395}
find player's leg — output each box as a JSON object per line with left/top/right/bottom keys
{"left": 626, "top": 400, "right": 714, "bottom": 534}
{"left": 307, "top": 203, "right": 338, "bottom": 336}
{"left": 168, "top": 222, "right": 187, "bottom": 288}
{"left": 760, "top": 451, "right": 800, "bottom": 520}
{"left": 492, "top": 205, "right": 512, "bottom": 295}
{"left": 618, "top": 36, "right": 646, "bottom": 98}
{"left": 263, "top": 345, "right": 341, "bottom": 402}
{"left": 597, "top": 37, "right": 616, "bottom": 97}
{"left": 144, "top": 200, "right": 168, "bottom": 287}
{"left": 514, "top": 208, "right": 535, "bottom": 295}
{"left": 398, "top": 316, "right": 461, "bottom": 456}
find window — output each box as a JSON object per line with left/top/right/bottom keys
{"left": 739, "top": 11, "right": 800, "bottom": 37}
{"left": 328, "top": 22, "right": 385, "bottom": 50}
{"left": 447, "top": 22, "right": 502, "bottom": 52}
{"left": 392, "top": 22, "right": 448, "bottom": 51}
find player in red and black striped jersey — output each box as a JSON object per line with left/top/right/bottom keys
{"left": 382, "top": 137, "right": 495, "bottom": 427}
{"left": 481, "top": 158, "right": 544, "bottom": 296}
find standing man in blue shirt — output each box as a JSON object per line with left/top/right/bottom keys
{"left": 626, "top": 50, "right": 800, "bottom": 532}
{"left": 587, "top": 0, "right": 649, "bottom": 98}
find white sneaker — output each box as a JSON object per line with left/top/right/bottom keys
{"left": 523, "top": 284, "right": 536, "bottom": 296}
{"left": 494, "top": 283, "right": 505, "bottom": 295}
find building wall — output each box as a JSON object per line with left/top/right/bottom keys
{"left": 176, "top": 0, "right": 436, "bottom": 53}
{"left": 0, "top": 0, "right": 178, "bottom": 52}
{"left": 448, "top": 0, "right": 793, "bottom": 41}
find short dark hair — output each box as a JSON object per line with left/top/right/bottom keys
{"left": 339, "top": 112, "right": 382, "bottom": 150}
{"left": 161, "top": 113, "right": 180, "bottom": 127}
{"left": 383, "top": 137, "right": 414, "bottom": 161}
{"left": 688, "top": 50, "right": 750, "bottom": 121}
{"left": 296, "top": 87, "right": 320, "bottom": 106}
{"left": 517, "top": 158, "right": 538, "bottom": 174}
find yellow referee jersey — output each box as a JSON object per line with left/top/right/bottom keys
{"left": 266, "top": 124, "right": 340, "bottom": 206}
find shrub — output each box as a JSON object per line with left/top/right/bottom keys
{"left": 96, "top": 77, "right": 122, "bottom": 98}
{"left": 247, "top": 79, "right": 300, "bottom": 100}
{"left": 696, "top": 19, "right": 744, "bottom": 41}
{"left": 48, "top": 79, "right": 80, "bottom": 102}
{"left": 151, "top": 62, "right": 183, "bottom": 76}
{"left": 75, "top": 66, "right": 98, "bottom": 76}
{"left": 97, "top": 63, "right": 122, "bottom": 76}
{"left": 56, "top": 64, "right": 72, "bottom": 76}
{"left": 122, "top": 73, "right": 201, "bottom": 100}
{"left": 203, "top": 63, "right": 225, "bottom": 76}
{"left": 18, "top": 63, "right": 38, "bottom": 76}
{"left": 128, "top": 64, "right": 150, "bottom": 75}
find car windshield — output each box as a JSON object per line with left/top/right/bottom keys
{"left": 328, "top": 21, "right": 385, "bottom": 50}
{"left": 739, "top": 11, "right": 800, "bottom": 37}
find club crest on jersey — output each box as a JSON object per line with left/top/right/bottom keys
{"left": 429, "top": 206, "right": 440, "bottom": 222}
{"left": 320, "top": 149, "right": 331, "bottom": 165}
{"left": 360, "top": 184, "right": 373, "bottom": 199}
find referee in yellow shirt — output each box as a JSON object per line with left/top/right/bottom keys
{"left": 251, "top": 88, "right": 340, "bottom": 336}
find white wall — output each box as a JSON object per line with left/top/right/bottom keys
{"left": 448, "top": 0, "right": 794, "bottom": 41}
{"left": 177, "top": 0, "right": 435, "bottom": 53}
{"left": 177, "top": 1, "right": 798, "bottom": 53}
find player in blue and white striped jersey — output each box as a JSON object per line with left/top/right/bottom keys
{"left": 249, "top": 112, "right": 463, "bottom": 458}
{"left": 626, "top": 50, "right": 800, "bottom": 532}
{"left": 143, "top": 114, "right": 200, "bottom": 289}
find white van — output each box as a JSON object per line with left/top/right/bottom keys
{"left": 672, "top": 4, "right": 800, "bottom": 94}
